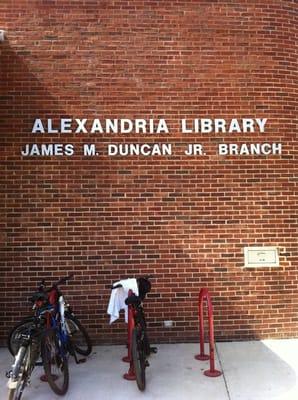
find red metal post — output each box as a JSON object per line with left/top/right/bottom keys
{"left": 204, "top": 292, "right": 222, "bottom": 377}
{"left": 194, "top": 288, "right": 209, "bottom": 361}
{"left": 195, "top": 288, "right": 222, "bottom": 377}
{"left": 122, "top": 293, "right": 133, "bottom": 363}
{"left": 123, "top": 304, "right": 136, "bottom": 380}
{"left": 123, "top": 290, "right": 136, "bottom": 381}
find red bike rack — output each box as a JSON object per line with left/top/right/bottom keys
{"left": 123, "top": 291, "right": 136, "bottom": 381}
{"left": 195, "top": 288, "right": 222, "bottom": 378}
{"left": 122, "top": 300, "right": 133, "bottom": 363}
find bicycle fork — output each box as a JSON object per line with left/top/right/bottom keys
{"left": 58, "top": 296, "right": 85, "bottom": 365}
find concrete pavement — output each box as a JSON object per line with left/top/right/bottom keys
{"left": 1, "top": 340, "right": 298, "bottom": 400}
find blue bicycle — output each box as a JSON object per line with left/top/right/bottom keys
{"left": 8, "top": 275, "right": 92, "bottom": 358}
{"left": 41, "top": 308, "right": 70, "bottom": 396}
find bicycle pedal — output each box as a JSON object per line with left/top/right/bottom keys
{"left": 145, "top": 360, "right": 150, "bottom": 367}
{"left": 150, "top": 347, "right": 158, "bottom": 354}
{"left": 77, "top": 358, "right": 86, "bottom": 364}
{"left": 35, "top": 361, "right": 43, "bottom": 366}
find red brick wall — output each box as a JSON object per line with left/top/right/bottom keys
{"left": 0, "top": 0, "right": 297, "bottom": 345}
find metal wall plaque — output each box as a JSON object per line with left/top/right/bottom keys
{"left": 244, "top": 246, "right": 279, "bottom": 268}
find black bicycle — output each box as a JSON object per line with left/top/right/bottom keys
{"left": 40, "top": 324, "right": 69, "bottom": 396}
{"left": 113, "top": 276, "right": 156, "bottom": 391}
{"left": 8, "top": 275, "right": 92, "bottom": 359}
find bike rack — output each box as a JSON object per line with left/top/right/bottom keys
{"left": 123, "top": 291, "right": 136, "bottom": 381}
{"left": 195, "top": 288, "right": 222, "bottom": 377}
{"left": 122, "top": 298, "right": 132, "bottom": 363}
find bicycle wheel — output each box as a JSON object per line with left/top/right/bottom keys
{"left": 64, "top": 313, "right": 92, "bottom": 356}
{"left": 41, "top": 328, "right": 69, "bottom": 396}
{"left": 7, "top": 317, "right": 35, "bottom": 356}
{"left": 7, "top": 346, "right": 28, "bottom": 400}
{"left": 132, "top": 327, "right": 146, "bottom": 391}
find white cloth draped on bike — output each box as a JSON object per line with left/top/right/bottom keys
{"left": 107, "top": 278, "right": 139, "bottom": 323}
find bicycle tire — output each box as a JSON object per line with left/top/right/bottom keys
{"left": 41, "top": 328, "right": 69, "bottom": 396}
{"left": 8, "top": 313, "right": 92, "bottom": 358}
{"left": 7, "top": 317, "right": 35, "bottom": 356}
{"left": 7, "top": 346, "right": 28, "bottom": 400}
{"left": 132, "top": 327, "right": 146, "bottom": 391}
{"left": 64, "top": 313, "right": 92, "bottom": 356}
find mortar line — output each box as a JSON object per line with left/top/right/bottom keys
{"left": 216, "top": 343, "right": 232, "bottom": 400}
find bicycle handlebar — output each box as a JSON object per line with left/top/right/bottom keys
{"left": 111, "top": 275, "right": 154, "bottom": 290}
{"left": 54, "top": 274, "right": 74, "bottom": 288}
{"left": 37, "top": 274, "right": 74, "bottom": 292}
{"left": 112, "top": 283, "right": 122, "bottom": 289}
{"left": 143, "top": 275, "right": 154, "bottom": 280}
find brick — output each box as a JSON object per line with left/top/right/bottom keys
{"left": 0, "top": 0, "right": 297, "bottom": 345}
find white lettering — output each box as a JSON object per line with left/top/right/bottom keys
{"left": 255, "top": 118, "right": 267, "bottom": 133}
{"left": 214, "top": 119, "right": 226, "bottom": 133}
{"left": 47, "top": 119, "right": 58, "bottom": 133}
{"left": 218, "top": 144, "right": 228, "bottom": 155}
{"left": 83, "top": 144, "right": 96, "bottom": 156}
{"left": 21, "top": 143, "right": 74, "bottom": 156}
{"left": 29, "top": 117, "right": 269, "bottom": 134}
{"left": 242, "top": 119, "right": 255, "bottom": 133}
{"left": 108, "top": 143, "right": 172, "bottom": 156}
{"left": 135, "top": 119, "right": 147, "bottom": 133}
{"left": 201, "top": 119, "right": 212, "bottom": 133}
{"left": 90, "top": 119, "right": 104, "bottom": 133}
{"left": 120, "top": 119, "right": 133, "bottom": 133}
{"left": 228, "top": 119, "right": 241, "bottom": 133}
{"left": 185, "top": 144, "right": 204, "bottom": 155}
{"left": 271, "top": 143, "right": 282, "bottom": 154}
{"left": 181, "top": 119, "right": 192, "bottom": 133}
{"left": 108, "top": 144, "right": 118, "bottom": 155}
{"left": 219, "top": 143, "right": 282, "bottom": 156}
{"left": 156, "top": 119, "right": 169, "bottom": 133}
{"left": 61, "top": 118, "right": 72, "bottom": 133}
{"left": 75, "top": 119, "right": 88, "bottom": 133}
{"left": 64, "top": 144, "right": 74, "bottom": 155}
{"left": 32, "top": 119, "right": 45, "bottom": 133}
{"left": 106, "top": 119, "right": 118, "bottom": 133}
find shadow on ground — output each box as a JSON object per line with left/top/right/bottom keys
{"left": 1, "top": 340, "right": 298, "bottom": 400}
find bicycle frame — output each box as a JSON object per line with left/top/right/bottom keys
{"left": 30, "top": 277, "right": 86, "bottom": 362}
{"left": 7, "top": 319, "right": 43, "bottom": 397}
{"left": 118, "top": 278, "right": 155, "bottom": 391}
{"left": 48, "top": 295, "right": 84, "bottom": 363}
{"left": 32, "top": 279, "right": 72, "bottom": 353}
{"left": 58, "top": 295, "right": 68, "bottom": 337}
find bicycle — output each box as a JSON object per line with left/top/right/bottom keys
{"left": 8, "top": 275, "right": 92, "bottom": 359}
{"left": 40, "top": 308, "right": 70, "bottom": 396}
{"left": 113, "top": 276, "right": 157, "bottom": 391}
{"left": 7, "top": 275, "right": 91, "bottom": 397}
{"left": 6, "top": 295, "right": 60, "bottom": 400}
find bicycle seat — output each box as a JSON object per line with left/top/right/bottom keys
{"left": 137, "top": 277, "right": 151, "bottom": 300}
{"left": 30, "top": 292, "right": 48, "bottom": 303}
{"left": 125, "top": 294, "right": 141, "bottom": 307}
